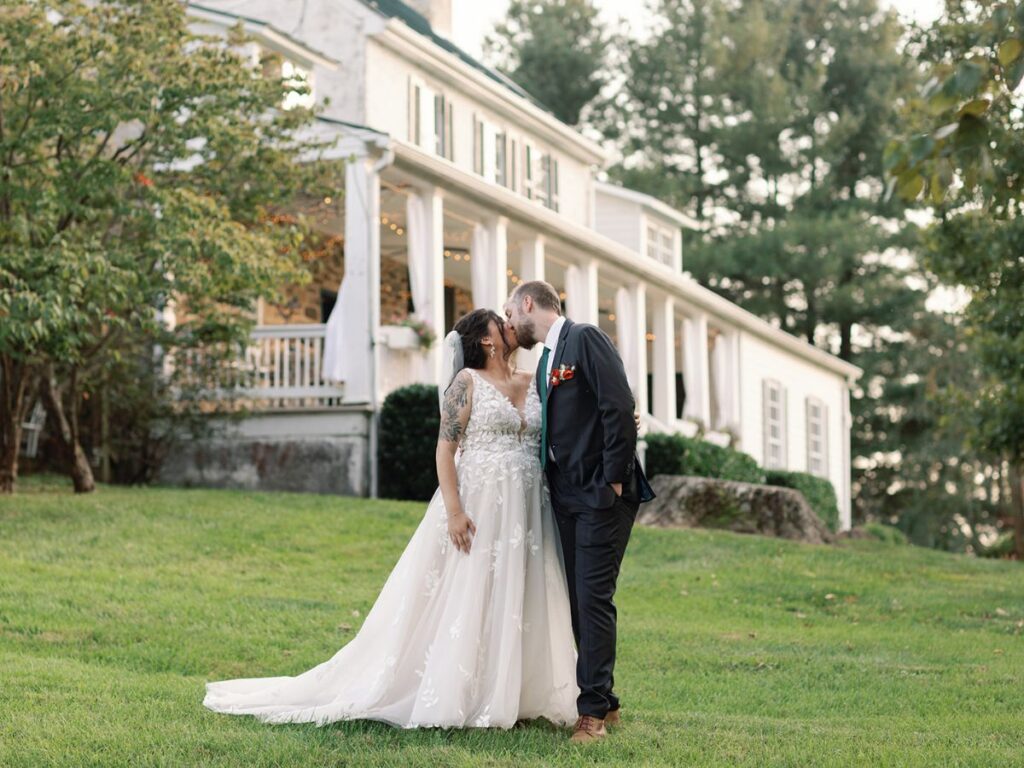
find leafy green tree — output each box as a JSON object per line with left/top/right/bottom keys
{"left": 485, "top": 0, "right": 611, "bottom": 126}
{"left": 596, "top": 0, "right": 730, "bottom": 220}
{"left": 0, "top": 0, "right": 338, "bottom": 493}
{"left": 603, "top": 0, "right": 973, "bottom": 536}
{"left": 889, "top": 0, "right": 1024, "bottom": 558}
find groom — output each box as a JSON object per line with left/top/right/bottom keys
{"left": 504, "top": 280, "right": 654, "bottom": 743}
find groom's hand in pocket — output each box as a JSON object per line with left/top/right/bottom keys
{"left": 448, "top": 511, "right": 477, "bottom": 554}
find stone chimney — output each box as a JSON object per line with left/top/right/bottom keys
{"left": 404, "top": 0, "right": 452, "bottom": 38}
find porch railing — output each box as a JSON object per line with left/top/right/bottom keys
{"left": 232, "top": 323, "right": 344, "bottom": 409}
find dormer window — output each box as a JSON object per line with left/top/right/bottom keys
{"left": 646, "top": 220, "right": 676, "bottom": 267}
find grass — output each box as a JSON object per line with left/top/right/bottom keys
{"left": 1, "top": 475, "right": 1023, "bottom": 767}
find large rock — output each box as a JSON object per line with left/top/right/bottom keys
{"left": 638, "top": 475, "right": 834, "bottom": 544}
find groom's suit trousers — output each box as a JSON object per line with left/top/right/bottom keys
{"left": 549, "top": 462, "right": 639, "bottom": 719}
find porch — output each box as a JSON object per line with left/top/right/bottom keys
{"left": 244, "top": 126, "right": 737, "bottom": 448}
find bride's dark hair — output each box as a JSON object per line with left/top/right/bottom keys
{"left": 453, "top": 308, "right": 505, "bottom": 369}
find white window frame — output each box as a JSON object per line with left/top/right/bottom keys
{"left": 646, "top": 219, "right": 676, "bottom": 266}
{"left": 762, "top": 379, "right": 787, "bottom": 470}
{"left": 805, "top": 396, "right": 829, "bottom": 478}
{"left": 434, "top": 93, "right": 453, "bottom": 160}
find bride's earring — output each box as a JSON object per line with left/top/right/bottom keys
{"left": 489, "top": 345, "right": 496, "bottom": 359}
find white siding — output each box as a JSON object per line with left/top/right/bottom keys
{"left": 737, "top": 332, "right": 851, "bottom": 529}
{"left": 593, "top": 193, "right": 643, "bottom": 252}
{"left": 363, "top": 39, "right": 592, "bottom": 226}
{"left": 193, "top": 0, "right": 375, "bottom": 125}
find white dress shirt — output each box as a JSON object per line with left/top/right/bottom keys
{"left": 543, "top": 315, "right": 567, "bottom": 379}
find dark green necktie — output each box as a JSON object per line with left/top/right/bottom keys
{"left": 538, "top": 347, "right": 550, "bottom": 468}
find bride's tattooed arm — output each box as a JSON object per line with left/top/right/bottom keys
{"left": 436, "top": 370, "right": 476, "bottom": 553}
{"left": 439, "top": 373, "right": 470, "bottom": 443}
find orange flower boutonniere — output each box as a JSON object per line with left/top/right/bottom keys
{"left": 550, "top": 363, "right": 577, "bottom": 388}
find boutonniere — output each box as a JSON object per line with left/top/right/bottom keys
{"left": 550, "top": 363, "right": 577, "bottom": 388}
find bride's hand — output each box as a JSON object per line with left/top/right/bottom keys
{"left": 448, "top": 511, "right": 477, "bottom": 554}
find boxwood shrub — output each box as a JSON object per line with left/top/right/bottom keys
{"left": 378, "top": 383, "right": 439, "bottom": 501}
{"left": 644, "top": 432, "right": 763, "bottom": 484}
{"left": 765, "top": 469, "right": 840, "bottom": 532}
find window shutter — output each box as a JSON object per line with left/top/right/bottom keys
{"left": 510, "top": 139, "right": 517, "bottom": 192}
{"left": 822, "top": 404, "right": 829, "bottom": 477}
{"left": 781, "top": 385, "right": 789, "bottom": 468}
{"left": 446, "top": 101, "right": 454, "bottom": 160}
{"left": 552, "top": 158, "right": 560, "bottom": 211}
{"left": 805, "top": 397, "right": 814, "bottom": 474}
{"left": 762, "top": 379, "right": 771, "bottom": 468}
{"left": 472, "top": 113, "right": 479, "bottom": 173}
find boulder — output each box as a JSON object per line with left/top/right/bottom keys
{"left": 638, "top": 475, "right": 834, "bottom": 545}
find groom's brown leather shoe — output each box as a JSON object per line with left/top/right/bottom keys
{"left": 604, "top": 708, "right": 621, "bottom": 727}
{"left": 570, "top": 715, "right": 607, "bottom": 743}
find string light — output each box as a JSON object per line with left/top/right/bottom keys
{"left": 608, "top": 313, "right": 616, "bottom": 321}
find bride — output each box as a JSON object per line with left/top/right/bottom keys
{"left": 203, "top": 308, "right": 579, "bottom": 729}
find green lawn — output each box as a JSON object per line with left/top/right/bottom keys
{"left": 1, "top": 477, "right": 1022, "bottom": 767}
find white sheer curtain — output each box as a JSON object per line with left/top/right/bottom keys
{"left": 405, "top": 193, "right": 428, "bottom": 322}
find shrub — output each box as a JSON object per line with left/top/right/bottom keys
{"left": 976, "top": 531, "right": 1014, "bottom": 558}
{"left": 765, "top": 470, "right": 840, "bottom": 532}
{"left": 644, "top": 433, "right": 763, "bottom": 484}
{"left": 861, "top": 521, "right": 910, "bottom": 546}
{"left": 378, "top": 384, "right": 440, "bottom": 501}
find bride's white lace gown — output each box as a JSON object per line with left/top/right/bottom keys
{"left": 203, "top": 369, "right": 578, "bottom": 729}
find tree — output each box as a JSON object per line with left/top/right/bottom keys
{"left": 888, "top": 0, "right": 1024, "bottom": 558}
{"left": 0, "top": 0, "right": 338, "bottom": 493}
{"left": 596, "top": 0, "right": 732, "bottom": 221}
{"left": 485, "top": 0, "right": 610, "bottom": 126}
{"left": 603, "top": 1, "right": 981, "bottom": 537}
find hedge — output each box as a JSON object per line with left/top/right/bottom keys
{"left": 644, "top": 433, "right": 763, "bottom": 484}
{"left": 378, "top": 384, "right": 439, "bottom": 501}
{"left": 862, "top": 521, "right": 910, "bottom": 546}
{"left": 764, "top": 469, "right": 840, "bottom": 532}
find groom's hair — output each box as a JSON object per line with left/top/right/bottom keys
{"left": 513, "top": 280, "right": 562, "bottom": 314}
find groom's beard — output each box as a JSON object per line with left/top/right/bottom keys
{"left": 514, "top": 317, "right": 539, "bottom": 349}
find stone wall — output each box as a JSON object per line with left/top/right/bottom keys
{"left": 157, "top": 411, "right": 370, "bottom": 496}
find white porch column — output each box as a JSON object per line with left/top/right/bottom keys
{"left": 615, "top": 282, "right": 648, "bottom": 415}
{"left": 652, "top": 294, "right": 676, "bottom": 424}
{"left": 519, "top": 233, "right": 545, "bottom": 283}
{"left": 471, "top": 216, "right": 508, "bottom": 311}
{"left": 631, "top": 283, "right": 648, "bottom": 416}
{"left": 323, "top": 156, "right": 380, "bottom": 404}
{"left": 681, "top": 313, "right": 711, "bottom": 426}
{"left": 566, "top": 257, "right": 599, "bottom": 325}
{"left": 406, "top": 185, "right": 445, "bottom": 386}
{"left": 517, "top": 234, "right": 546, "bottom": 368}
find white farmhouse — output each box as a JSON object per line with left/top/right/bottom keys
{"left": 169, "top": 0, "right": 861, "bottom": 529}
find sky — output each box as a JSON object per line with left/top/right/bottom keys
{"left": 451, "top": 0, "right": 946, "bottom": 59}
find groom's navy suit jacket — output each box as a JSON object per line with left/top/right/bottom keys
{"left": 539, "top": 319, "right": 655, "bottom": 510}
